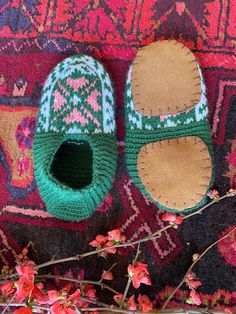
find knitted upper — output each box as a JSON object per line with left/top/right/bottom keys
{"left": 37, "top": 55, "right": 115, "bottom": 135}
{"left": 125, "top": 64, "right": 208, "bottom": 131}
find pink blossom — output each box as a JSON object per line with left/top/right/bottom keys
{"left": 89, "top": 235, "right": 117, "bottom": 257}
{"left": 16, "top": 265, "right": 37, "bottom": 278}
{"left": 48, "top": 290, "right": 61, "bottom": 304}
{"left": 189, "top": 289, "right": 202, "bottom": 305}
{"left": 104, "top": 241, "right": 117, "bottom": 255}
{"left": 101, "top": 270, "right": 113, "bottom": 281}
{"left": 162, "top": 212, "right": 183, "bottom": 225}
{"left": 113, "top": 293, "right": 123, "bottom": 305}
{"left": 114, "top": 294, "right": 137, "bottom": 310}
{"left": 207, "top": 189, "right": 220, "bottom": 200}
{"left": 50, "top": 301, "right": 76, "bottom": 314}
{"left": 89, "top": 235, "right": 108, "bottom": 248}
{"left": 127, "top": 295, "right": 137, "bottom": 311}
{"left": 31, "top": 286, "right": 49, "bottom": 305}
{"left": 138, "top": 294, "right": 153, "bottom": 312}
{"left": 128, "top": 262, "right": 151, "bottom": 289}
{"left": 14, "top": 307, "right": 32, "bottom": 314}
{"left": 0, "top": 281, "right": 15, "bottom": 297}
{"left": 107, "top": 229, "right": 126, "bottom": 244}
{"left": 84, "top": 284, "right": 96, "bottom": 301}
{"left": 185, "top": 272, "right": 202, "bottom": 290}
{"left": 21, "top": 247, "right": 28, "bottom": 256}
{"left": 75, "top": 284, "right": 96, "bottom": 308}
{"left": 15, "top": 275, "right": 34, "bottom": 300}
{"left": 68, "top": 288, "right": 81, "bottom": 301}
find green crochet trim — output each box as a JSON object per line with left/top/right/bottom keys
{"left": 33, "top": 133, "right": 117, "bottom": 221}
{"left": 125, "top": 65, "right": 215, "bottom": 213}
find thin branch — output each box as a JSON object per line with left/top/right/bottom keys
{"left": 162, "top": 226, "right": 236, "bottom": 309}
{"left": 182, "top": 194, "right": 231, "bottom": 221}
{"left": 79, "top": 296, "right": 109, "bottom": 308}
{"left": 0, "top": 303, "right": 49, "bottom": 311}
{"left": 0, "top": 298, "right": 109, "bottom": 313}
{"left": 34, "top": 256, "right": 78, "bottom": 270}
{"left": 120, "top": 243, "right": 141, "bottom": 309}
{"left": 33, "top": 225, "right": 171, "bottom": 271}
{"left": 1, "top": 292, "right": 17, "bottom": 314}
{"left": 153, "top": 194, "right": 231, "bottom": 237}
{"left": 36, "top": 274, "right": 120, "bottom": 295}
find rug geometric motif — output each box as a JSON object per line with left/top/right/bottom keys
{"left": 0, "top": 0, "right": 236, "bottom": 307}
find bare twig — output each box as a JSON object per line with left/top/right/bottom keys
{"left": 79, "top": 296, "right": 109, "bottom": 308}
{"left": 0, "top": 303, "right": 49, "bottom": 311}
{"left": 162, "top": 226, "right": 236, "bottom": 309}
{"left": 36, "top": 274, "right": 120, "bottom": 295}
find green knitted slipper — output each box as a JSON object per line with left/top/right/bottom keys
{"left": 125, "top": 40, "right": 214, "bottom": 212}
{"left": 33, "top": 55, "right": 117, "bottom": 221}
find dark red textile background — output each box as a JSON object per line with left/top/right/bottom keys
{"left": 0, "top": 0, "right": 236, "bottom": 310}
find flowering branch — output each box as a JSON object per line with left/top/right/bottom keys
{"left": 34, "top": 192, "right": 235, "bottom": 271}
{"left": 153, "top": 192, "right": 233, "bottom": 237}
{"left": 0, "top": 190, "right": 235, "bottom": 314}
{"left": 162, "top": 225, "right": 236, "bottom": 309}
{"left": 36, "top": 274, "right": 120, "bottom": 295}
{"left": 120, "top": 243, "right": 141, "bottom": 309}
{"left": 1, "top": 192, "right": 230, "bottom": 281}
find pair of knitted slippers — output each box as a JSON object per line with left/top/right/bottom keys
{"left": 33, "top": 40, "right": 214, "bottom": 221}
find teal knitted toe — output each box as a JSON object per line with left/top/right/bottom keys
{"left": 125, "top": 40, "right": 214, "bottom": 213}
{"left": 33, "top": 55, "right": 117, "bottom": 221}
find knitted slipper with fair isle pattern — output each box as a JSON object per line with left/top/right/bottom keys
{"left": 33, "top": 55, "right": 116, "bottom": 221}
{"left": 125, "top": 40, "right": 214, "bottom": 212}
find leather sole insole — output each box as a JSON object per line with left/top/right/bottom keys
{"left": 137, "top": 137, "right": 212, "bottom": 211}
{"left": 131, "top": 40, "right": 201, "bottom": 116}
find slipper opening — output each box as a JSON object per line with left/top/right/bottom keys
{"left": 50, "top": 139, "right": 93, "bottom": 189}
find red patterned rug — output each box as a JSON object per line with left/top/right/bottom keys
{"left": 0, "top": 0, "right": 236, "bottom": 310}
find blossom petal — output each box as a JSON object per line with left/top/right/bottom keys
{"left": 14, "top": 307, "right": 32, "bottom": 314}
{"left": 128, "top": 295, "right": 137, "bottom": 311}
{"left": 101, "top": 270, "right": 113, "bottom": 281}
{"left": 162, "top": 212, "right": 176, "bottom": 222}
{"left": 138, "top": 294, "right": 153, "bottom": 312}
{"left": 190, "top": 289, "right": 202, "bottom": 305}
